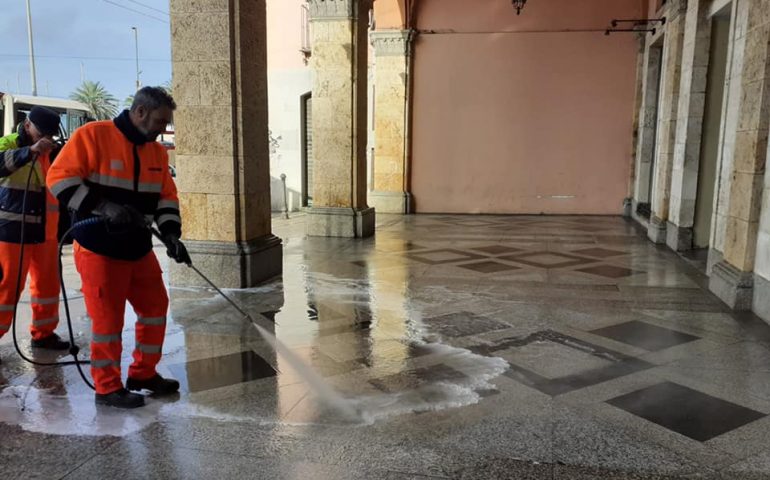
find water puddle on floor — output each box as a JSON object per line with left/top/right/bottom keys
{"left": 0, "top": 269, "right": 510, "bottom": 436}
{"left": 0, "top": 385, "right": 164, "bottom": 436}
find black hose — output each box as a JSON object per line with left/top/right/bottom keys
{"left": 10, "top": 157, "right": 94, "bottom": 390}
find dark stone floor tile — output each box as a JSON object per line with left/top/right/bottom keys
{"left": 607, "top": 382, "right": 767, "bottom": 442}
{"left": 578, "top": 265, "right": 641, "bottom": 279}
{"left": 369, "top": 364, "right": 467, "bottom": 393}
{"left": 571, "top": 247, "right": 628, "bottom": 258}
{"left": 492, "top": 330, "right": 654, "bottom": 396}
{"left": 168, "top": 350, "right": 277, "bottom": 393}
{"left": 471, "top": 245, "right": 523, "bottom": 255}
{"left": 456, "top": 261, "right": 521, "bottom": 273}
{"left": 590, "top": 321, "right": 700, "bottom": 351}
{"left": 424, "top": 312, "right": 511, "bottom": 338}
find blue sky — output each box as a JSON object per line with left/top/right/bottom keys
{"left": 0, "top": 0, "right": 171, "bottom": 105}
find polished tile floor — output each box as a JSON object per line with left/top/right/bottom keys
{"left": 2, "top": 214, "right": 770, "bottom": 479}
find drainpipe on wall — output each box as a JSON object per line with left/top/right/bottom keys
{"left": 402, "top": 0, "right": 418, "bottom": 214}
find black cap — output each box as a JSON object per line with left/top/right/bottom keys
{"left": 28, "top": 106, "right": 60, "bottom": 136}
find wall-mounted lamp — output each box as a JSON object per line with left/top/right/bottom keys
{"left": 605, "top": 28, "right": 656, "bottom": 36}
{"left": 610, "top": 17, "right": 666, "bottom": 28}
{"left": 512, "top": 0, "right": 527, "bottom": 15}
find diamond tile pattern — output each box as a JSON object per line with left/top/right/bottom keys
{"left": 501, "top": 251, "right": 595, "bottom": 269}
{"left": 407, "top": 249, "right": 484, "bottom": 265}
{"left": 608, "top": 382, "right": 766, "bottom": 441}
{"left": 590, "top": 321, "right": 700, "bottom": 351}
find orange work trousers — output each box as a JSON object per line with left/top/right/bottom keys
{"left": 0, "top": 240, "right": 61, "bottom": 341}
{"left": 74, "top": 243, "right": 168, "bottom": 395}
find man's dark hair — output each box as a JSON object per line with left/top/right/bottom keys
{"left": 130, "top": 86, "right": 176, "bottom": 112}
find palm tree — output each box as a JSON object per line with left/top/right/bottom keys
{"left": 70, "top": 81, "right": 118, "bottom": 120}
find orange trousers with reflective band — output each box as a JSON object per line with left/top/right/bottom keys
{"left": 0, "top": 240, "right": 61, "bottom": 341}
{"left": 74, "top": 243, "right": 168, "bottom": 395}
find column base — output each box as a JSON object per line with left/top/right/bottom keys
{"left": 709, "top": 260, "right": 754, "bottom": 311}
{"left": 647, "top": 216, "right": 667, "bottom": 244}
{"left": 622, "top": 197, "right": 632, "bottom": 218}
{"left": 369, "top": 191, "right": 411, "bottom": 214}
{"left": 753, "top": 274, "right": 770, "bottom": 324}
{"left": 707, "top": 248, "right": 723, "bottom": 275}
{"left": 666, "top": 221, "right": 693, "bottom": 252}
{"left": 307, "top": 207, "right": 375, "bottom": 238}
{"left": 170, "top": 235, "right": 283, "bottom": 289}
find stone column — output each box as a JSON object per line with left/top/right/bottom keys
{"left": 648, "top": 0, "right": 688, "bottom": 244}
{"left": 632, "top": 42, "right": 663, "bottom": 222}
{"left": 306, "top": 0, "right": 375, "bottom": 237}
{"left": 169, "top": 0, "right": 282, "bottom": 288}
{"left": 710, "top": 0, "right": 770, "bottom": 310}
{"left": 667, "top": 0, "right": 712, "bottom": 251}
{"left": 369, "top": 30, "right": 412, "bottom": 214}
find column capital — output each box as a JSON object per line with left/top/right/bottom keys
{"left": 371, "top": 30, "right": 411, "bottom": 57}
{"left": 665, "top": 0, "right": 688, "bottom": 19}
{"left": 309, "top": 0, "right": 371, "bottom": 21}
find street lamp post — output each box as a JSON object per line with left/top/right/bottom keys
{"left": 25, "top": 0, "right": 38, "bottom": 96}
{"left": 132, "top": 26, "right": 140, "bottom": 91}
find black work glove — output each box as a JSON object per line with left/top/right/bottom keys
{"left": 163, "top": 234, "right": 191, "bottom": 265}
{"left": 93, "top": 200, "right": 147, "bottom": 227}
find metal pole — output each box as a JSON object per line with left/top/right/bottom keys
{"left": 280, "top": 173, "right": 290, "bottom": 219}
{"left": 132, "top": 27, "right": 140, "bottom": 91}
{"left": 25, "top": 0, "right": 38, "bottom": 96}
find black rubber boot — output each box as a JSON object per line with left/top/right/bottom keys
{"left": 95, "top": 388, "right": 145, "bottom": 409}
{"left": 126, "top": 374, "right": 180, "bottom": 395}
{"left": 30, "top": 333, "right": 70, "bottom": 350}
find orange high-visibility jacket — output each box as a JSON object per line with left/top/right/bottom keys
{"left": 47, "top": 113, "right": 181, "bottom": 261}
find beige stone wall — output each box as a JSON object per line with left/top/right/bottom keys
{"left": 669, "top": 0, "right": 712, "bottom": 228}
{"left": 171, "top": 0, "right": 272, "bottom": 243}
{"left": 722, "top": 0, "right": 770, "bottom": 271}
{"left": 308, "top": 0, "right": 370, "bottom": 209}
{"left": 371, "top": 31, "right": 409, "bottom": 194}
{"left": 651, "top": 2, "right": 687, "bottom": 221}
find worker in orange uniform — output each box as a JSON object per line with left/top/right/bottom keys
{"left": 0, "top": 106, "right": 71, "bottom": 359}
{"left": 48, "top": 87, "right": 189, "bottom": 409}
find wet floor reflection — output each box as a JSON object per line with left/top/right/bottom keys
{"left": 169, "top": 351, "right": 277, "bottom": 393}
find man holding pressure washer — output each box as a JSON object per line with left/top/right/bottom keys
{"left": 0, "top": 106, "right": 71, "bottom": 359}
{"left": 48, "top": 87, "right": 190, "bottom": 409}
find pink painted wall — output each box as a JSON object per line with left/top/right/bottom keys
{"left": 267, "top": 0, "right": 307, "bottom": 70}
{"left": 374, "top": 0, "right": 406, "bottom": 29}
{"left": 410, "top": 0, "right": 646, "bottom": 214}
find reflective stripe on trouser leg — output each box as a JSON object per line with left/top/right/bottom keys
{"left": 127, "top": 251, "right": 169, "bottom": 381}
{"left": 0, "top": 242, "right": 30, "bottom": 339}
{"left": 27, "top": 239, "right": 61, "bottom": 340}
{"left": 75, "top": 246, "right": 132, "bottom": 395}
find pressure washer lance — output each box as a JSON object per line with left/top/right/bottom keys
{"left": 147, "top": 226, "right": 264, "bottom": 325}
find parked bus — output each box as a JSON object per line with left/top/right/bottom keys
{"left": 0, "top": 91, "right": 90, "bottom": 139}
